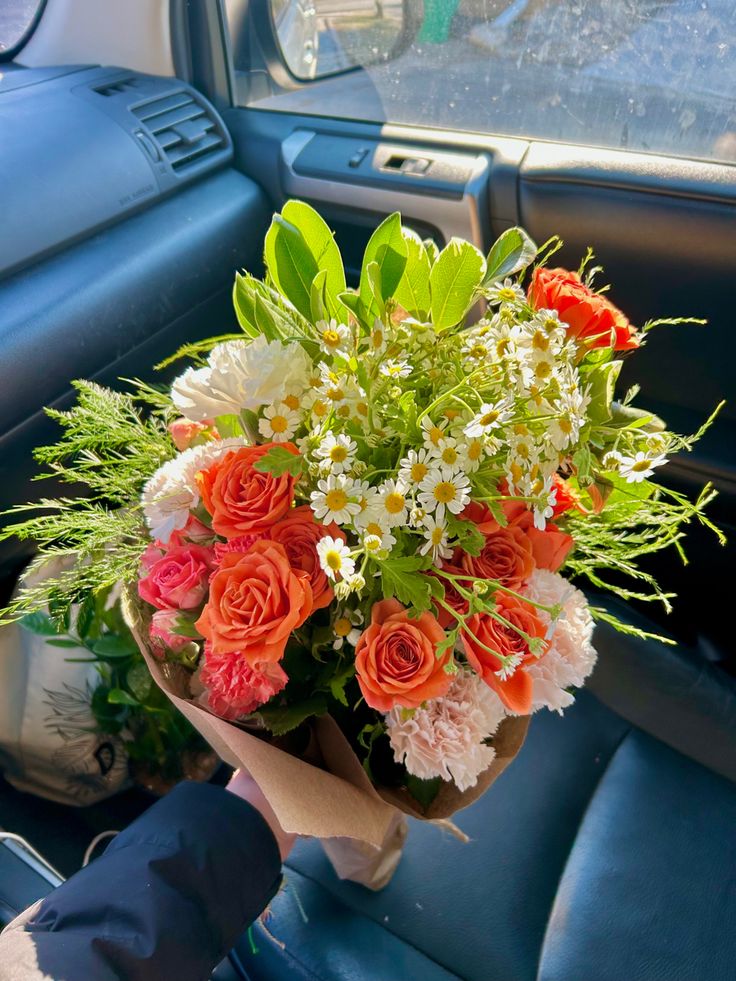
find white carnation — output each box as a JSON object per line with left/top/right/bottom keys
{"left": 386, "top": 671, "right": 506, "bottom": 792}
{"left": 171, "top": 336, "right": 312, "bottom": 421}
{"left": 141, "top": 438, "right": 247, "bottom": 542}
{"left": 522, "top": 569, "right": 597, "bottom": 713}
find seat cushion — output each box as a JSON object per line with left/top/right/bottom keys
{"left": 539, "top": 730, "right": 736, "bottom": 981}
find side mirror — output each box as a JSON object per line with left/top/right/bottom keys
{"left": 269, "top": 0, "right": 419, "bottom": 80}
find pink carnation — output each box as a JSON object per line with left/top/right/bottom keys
{"left": 199, "top": 644, "right": 288, "bottom": 721}
{"left": 521, "top": 569, "right": 597, "bottom": 713}
{"left": 385, "top": 671, "right": 506, "bottom": 791}
{"left": 138, "top": 543, "right": 214, "bottom": 611}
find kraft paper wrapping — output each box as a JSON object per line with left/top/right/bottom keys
{"left": 122, "top": 588, "right": 529, "bottom": 889}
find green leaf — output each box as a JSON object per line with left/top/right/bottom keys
{"left": 586, "top": 360, "right": 622, "bottom": 424}
{"left": 75, "top": 593, "right": 96, "bottom": 639}
{"left": 359, "top": 213, "right": 408, "bottom": 315}
{"left": 264, "top": 214, "right": 318, "bottom": 320}
{"left": 91, "top": 635, "right": 138, "bottom": 659}
{"left": 430, "top": 238, "right": 486, "bottom": 331}
{"left": 609, "top": 402, "right": 666, "bottom": 433}
{"left": 279, "top": 200, "right": 346, "bottom": 317}
{"left": 310, "top": 268, "right": 329, "bottom": 323}
{"left": 423, "top": 238, "right": 440, "bottom": 267}
{"left": 108, "top": 688, "right": 139, "bottom": 706}
{"left": 448, "top": 515, "right": 486, "bottom": 556}
{"left": 406, "top": 775, "right": 442, "bottom": 810}
{"left": 20, "top": 611, "right": 58, "bottom": 636}
{"left": 257, "top": 695, "right": 328, "bottom": 736}
{"left": 394, "top": 227, "right": 431, "bottom": 319}
{"left": 46, "top": 638, "right": 83, "bottom": 649}
{"left": 127, "top": 662, "right": 152, "bottom": 702}
{"left": 252, "top": 445, "right": 304, "bottom": 478}
{"left": 327, "top": 661, "right": 356, "bottom": 708}
{"left": 380, "top": 555, "right": 433, "bottom": 613}
{"left": 573, "top": 445, "right": 593, "bottom": 486}
{"left": 484, "top": 226, "right": 537, "bottom": 285}
{"left": 232, "top": 272, "right": 260, "bottom": 338}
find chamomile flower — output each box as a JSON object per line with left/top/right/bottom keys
{"left": 421, "top": 416, "right": 449, "bottom": 451}
{"left": 619, "top": 451, "right": 668, "bottom": 483}
{"left": 332, "top": 609, "right": 364, "bottom": 650}
{"left": 462, "top": 437, "right": 487, "bottom": 472}
{"left": 316, "top": 362, "right": 350, "bottom": 408}
{"left": 316, "top": 319, "right": 351, "bottom": 358}
{"left": 351, "top": 480, "right": 380, "bottom": 529}
{"left": 399, "top": 448, "right": 433, "bottom": 487}
{"left": 546, "top": 411, "right": 579, "bottom": 452}
{"left": 462, "top": 334, "right": 492, "bottom": 364}
{"left": 485, "top": 278, "right": 526, "bottom": 308}
{"left": 602, "top": 450, "right": 623, "bottom": 470}
{"left": 495, "top": 652, "right": 523, "bottom": 681}
{"left": 376, "top": 478, "right": 410, "bottom": 528}
{"left": 310, "top": 474, "right": 361, "bottom": 525}
{"left": 316, "top": 536, "right": 355, "bottom": 581}
{"left": 464, "top": 398, "right": 514, "bottom": 439}
{"left": 529, "top": 475, "right": 557, "bottom": 530}
{"left": 315, "top": 432, "right": 358, "bottom": 474}
{"left": 418, "top": 469, "right": 471, "bottom": 521}
{"left": 258, "top": 402, "right": 300, "bottom": 442}
{"left": 380, "top": 358, "right": 413, "bottom": 379}
{"left": 430, "top": 437, "right": 464, "bottom": 475}
{"left": 361, "top": 520, "right": 397, "bottom": 554}
{"left": 419, "top": 515, "right": 453, "bottom": 564}
{"left": 368, "top": 318, "right": 387, "bottom": 355}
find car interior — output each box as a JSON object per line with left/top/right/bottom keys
{"left": 0, "top": 1, "right": 734, "bottom": 978}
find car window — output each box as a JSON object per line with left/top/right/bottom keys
{"left": 228, "top": 0, "right": 736, "bottom": 167}
{"left": 0, "top": 0, "right": 42, "bottom": 56}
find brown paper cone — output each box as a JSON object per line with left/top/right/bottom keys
{"left": 122, "top": 589, "right": 529, "bottom": 885}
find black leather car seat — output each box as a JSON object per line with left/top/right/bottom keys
{"left": 234, "top": 610, "right": 736, "bottom": 981}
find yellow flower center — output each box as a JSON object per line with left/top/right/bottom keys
{"left": 270, "top": 414, "right": 288, "bottom": 434}
{"left": 356, "top": 401, "right": 368, "bottom": 417}
{"left": 365, "top": 522, "right": 383, "bottom": 538}
{"left": 365, "top": 535, "right": 382, "bottom": 552}
{"left": 337, "top": 405, "right": 351, "bottom": 418}
{"left": 444, "top": 409, "right": 460, "bottom": 420}
{"left": 325, "top": 489, "right": 348, "bottom": 512}
{"left": 411, "top": 462, "right": 429, "bottom": 483}
{"left": 498, "top": 287, "right": 517, "bottom": 302}
{"left": 313, "top": 399, "right": 328, "bottom": 418}
{"left": 372, "top": 329, "right": 384, "bottom": 349}
{"left": 632, "top": 459, "right": 652, "bottom": 473}
{"left": 495, "top": 338, "right": 510, "bottom": 356}
{"left": 532, "top": 330, "right": 550, "bottom": 351}
{"left": 428, "top": 425, "right": 444, "bottom": 446}
{"left": 441, "top": 446, "right": 458, "bottom": 466}
{"left": 330, "top": 446, "right": 348, "bottom": 463}
{"left": 469, "top": 343, "right": 487, "bottom": 360}
{"left": 283, "top": 394, "right": 300, "bottom": 410}
{"left": 431, "top": 526, "right": 445, "bottom": 545}
{"left": 534, "top": 361, "right": 553, "bottom": 381}
{"left": 559, "top": 416, "right": 573, "bottom": 434}
{"left": 480, "top": 410, "right": 500, "bottom": 426}
{"left": 510, "top": 460, "right": 523, "bottom": 484}
{"left": 325, "top": 550, "right": 343, "bottom": 571}
{"left": 544, "top": 317, "right": 558, "bottom": 332}
{"left": 322, "top": 329, "right": 341, "bottom": 349}
{"left": 334, "top": 617, "right": 352, "bottom": 637}
{"left": 516, "top": 441, "right": 532, "bottom": 460}
{"left": 384, "top": 492, "right": 405, "bottom": 515}
{"left": 433, "top": 481, "right": 457, "bottom": 504}
{"left": 467, "top": 440, "right": 482, "bottom": 461}
{"left": 326, "top": 387, "right": 345, "bottom": 403}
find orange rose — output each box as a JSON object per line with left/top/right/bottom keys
{"left": 197, "top": 442, "right": 299, "bottom": 539}
{"left": 269, "top": 505, "right": 343, "bottom": 612}
{"left": 195, "top": 540, "right": 312, "bottom": 664}
{"left": 460, "top": 502, "right": 534, "bottom": 591}
{"left": 462, "top": 595, "right": 549, "bottom": 714}
{"left": 528, "top": 267, "right": 639, "bottom": 351}
{"left": 551, "top": 474, "right": 581, "bottom": 517}
{"left": 355, "top": 598, "right": 451, "bottom": 712}
{"left": 464, "top": 499, "right": 573, "bottom": 574}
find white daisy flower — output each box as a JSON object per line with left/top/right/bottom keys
{"left": 419, "top": 515, "right": 453, "bottom": 564}
{"left": 380, "top": 358, "right": 412, "bottom": 378}
{"left": 546, "top": 412, "right": 579, "bottom": 452}
{"left": 602, "top": 450, "right": 623, "bottom": 470}
{"left": 495, "top": 652, "right": 523, "bottom": 681}
{"left": 332, "top": 609, "right": 364, "bottom": 650}
{"left": 361, "top": 520, "right": 397, "bottom": 555}
{"left": 462, "top": 334, "right": 492, "bottom": 364}
{"left": 351, "top": 480, "right": 380, "bottom": 529}
{"left": 429, "top": 437, "right": 464, "bottom": 475}
{"left": 399, "top": 448, "right": 434, "bottom": 487}
{"left": 464, "top": 398, "right": 514, "bottom": 438}
{"left": 421, "top": 416, "right": 449, "bottom": 451}
{"left": 369, "top": 318, "right": 388, "bottom": 355}
{"left": 530, "top": 475, "right": 558, "bottom": 531}
{"left": 310, "top": 474, "right": 361, "bottom": 525}
{"left": 315, "top": 432, "right": 358, "bottom": 474}
{"left": 485, "top": 277, "right": 526, "bottom": 307}
{"left": 619, "top": 451, "right": 668, "bottom": 483}
{"left": 316, "top": 536, "right": 355, "bottom": 581}
{"left": 418, "top": 469, "right": 471, "bottom": 522}
{"left": 316, "top": 318, "right": 352, "bottom": 358}
{"left": 376, "top": 478, "right": 410, "bottom": 528}
{"left": 258, "top": 402, "right": 300, "bottom": 443}
{"left": 462, "top": 437, "right": 487, "bottom": 473}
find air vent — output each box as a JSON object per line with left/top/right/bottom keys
{"left": 132, "top": 91, "right": 226, "bottom": 172}
{"left": 95, "top": 77, "right": 142, "bottom": 97}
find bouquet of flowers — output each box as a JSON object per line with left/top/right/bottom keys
{"left": 0, "top": 201, "right": 722, "bottom": 885}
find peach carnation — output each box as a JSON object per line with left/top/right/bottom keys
{"left": 385, "top": 671, "right": 506, "bottom": 791}
{"left": 199, "top": 644, "right": 288, "bottom": 721}
{"left": 521, "top": 569, "right": 597, "bottom": 713}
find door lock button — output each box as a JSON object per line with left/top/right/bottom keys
{"left": 348, "top": 148, "right": 369, "bottom": 168}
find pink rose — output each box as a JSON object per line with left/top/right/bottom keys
{"left": 149, "top": 610, "right": 191, "bottom": 655}
{"left": 138, "top": 543, "right": 214, "bottom": 611}
{"left": 199, "top": 644, "right": 288, "bottom": 720}
{"left": 168, "top": 417, "right": 217, "bottom": 451}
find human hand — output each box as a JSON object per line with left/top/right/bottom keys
{"left": 226, "top": 769, "right": 296, "bottom": 861}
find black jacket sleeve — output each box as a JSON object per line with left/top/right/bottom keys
{"left": 0, "top": 781, "right": 282, "bottom": 981}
